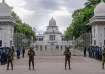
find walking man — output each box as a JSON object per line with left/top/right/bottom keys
{"left": 7, "top": 47, "right": 14, "bottom": 70}
{"left": 64, "top": 47, "right": 71, "bottom": 70}
{"left": 28, "top": 47, "right": 35, "bottom": 70}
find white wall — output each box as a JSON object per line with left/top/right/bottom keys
{"left": 0, "top": 24, "right": 14, "bottom": 47}
{"left": 92, "top": 24, "right": 105, "bottom": 48}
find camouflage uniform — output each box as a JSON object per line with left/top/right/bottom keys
{"left": 64, "top": 48, "right": 71, "bottom": 70}
{"left": 7, "top": 48, "right": 14, "bottom": 70}
{"left": 102, "top": 48, "right": 105, "bottom": 69}
{"left": 28, "top": 48, "right": 35, "bottom": 70}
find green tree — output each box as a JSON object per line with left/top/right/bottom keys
{"left": 12, "top": 12, "right": 35, "bottom": 48}
{"left": 64, "top": 0, "right": 104, "bottom": 39}
{"left": 12, "top": 12, "right": 35, "bottom": 39}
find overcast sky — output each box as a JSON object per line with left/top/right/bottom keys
{"left": 1, "top": 0, "right": 87, "bottom": 34}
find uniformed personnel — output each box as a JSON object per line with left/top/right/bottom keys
{"left": 7, "top": 47, "right": 14, "bottom": 70}
{"left": 28, "top": 47, "right": 35, "bottom": 70}
{"left": 64, "top": 47, "right": 71, "bottom": 70}
{"left": 102, "top": 47, "right": 105, "bottom": 69}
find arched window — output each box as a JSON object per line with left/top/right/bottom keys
{"left": 65, "top": 45, "right": 67, "bottom": 49}
{"left": 56, "top": 45, "right": 59, "bottom": 49}
{"left": 61, "top": 46, "right": 62, "bottom": 50}
{"left": 49, "top": 35, "right": 55, "bottom": 41}
{"left": 45, "top": 45, "right": 47, "bottom": 51}
{"left": 40, "top": 46, "right": 42, "bottom": 51}
{"left": 36, "top": 45, "right": 38, "bottom": 51}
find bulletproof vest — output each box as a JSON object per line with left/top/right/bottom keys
{"left": 28, "top": 50, "right": 34, "bottom": 57}
{"left": 8, "top": 50, "right": 13, "bottom": 60}
{"left": 64, "top": 51, "right": 71, "bottom": 58}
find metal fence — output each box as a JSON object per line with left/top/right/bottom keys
{"left": 74, "top": 33, "right": 92, "bottom": 50}
{"left": 13, "top": 33, "right": 33, "bottom": 49}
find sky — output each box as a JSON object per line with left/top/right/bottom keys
{"left": 1, "top": 0, "right": 87, "bottom": 34}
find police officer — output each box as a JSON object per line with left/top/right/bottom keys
{"left": 16, "top": 49, "right": 20, "bottom": 59}
{"left": 64, "top": 47, "right": 71, "bottom": 70}
{"left": 102, "top": 47, "right": 105, "bottom": 69}
{"left": 7, "top": 47, "right": 14, "bottom": 70}
{"left": 28, "top": 47, "right": 35, "bottom": 70}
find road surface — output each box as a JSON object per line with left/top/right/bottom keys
{"left": 0, "top": 56, "right": 105, "bottom": 74}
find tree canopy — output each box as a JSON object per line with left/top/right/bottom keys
{"left": 12, "top": 12, "right": 35, "bottom": 39}
{"left": 64, "top": 0, "right": 104, "bottom": 40}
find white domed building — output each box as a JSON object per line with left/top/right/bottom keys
{"left": 34, "top": 17, "right": 72, "bottom": 56}
{"left": 90, "top": 0, "right": 105, "bottom": 48}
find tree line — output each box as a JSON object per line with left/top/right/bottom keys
{"left": 12, "top": 12, "right": 35, "bottom": 40}
{"left": 64, "top": 0, "right": 104, "bottom": 40}
{"left": 11, "top": 12, "right": 35, "bottom": 49}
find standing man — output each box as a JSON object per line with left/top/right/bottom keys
{"left": 102, "top": 47, "right": 105, "bottom": 69}
{"left": 7, "top": 47, "right": 14, "bottom": 70}
{"left": 16, "top": 49, "right": 20, "bottom": 59}
{"left": 64, "top": 47, "right": 71, "bottom": 70}
{"left": 28, "top": 47, "right": 35, "bottom": 70}
{"left": 22, "top": 48, "right": 25, "bottom": 58}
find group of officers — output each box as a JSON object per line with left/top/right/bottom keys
{"left": 6, "top": 47, "right": 35, "bottom": 70}
{"left": 84, "top": 46, "right": 105, "bottom": 69}
{"left": 4, "top": 45, "right": 105, "bottom": 70}
{"left": 6, "top": 46, "right": 71, "bottom": 70}
{"left": 87, "top": 46, "right": 102, "bottom": 60}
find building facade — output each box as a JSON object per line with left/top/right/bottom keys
{"left": 0, "top": 0, "right": 15, "bottom": 47}
{"left": 89, "top": 1, "right": 105, "bottom": 48}
{"left": 34, "top": 17, "right": 72, "bottom": 56}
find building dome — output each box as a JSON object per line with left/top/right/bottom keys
{"left": 49, "top": 17, "right": 56, "bottom": 26}
{"left": 94, "top": 1, "right": 105, "bottom": 16}
{"left": 0, "top": 1, "right": 12, "bottom": 16}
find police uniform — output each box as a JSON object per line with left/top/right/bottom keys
{"left": 28, "top": 48, "right": 35, "bottom": 70}
{"left": 7, "top": 48, "right": 14, "bottom": 70}
{"left": 64, "top": 48, "right": 71, "bottom": 70}
{"left": 102, "top": 48, "right": 105, "bottom": 69}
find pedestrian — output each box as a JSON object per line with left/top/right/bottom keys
{"left": 102, "top": 47, "right": 105, "bottom": 69}
{"left": 28, "top": 47, "right": 35, "bottom": 70}
{"left": 16, "top": 49, "right": 20, "bottom": 59}
{"left": 64, "top": 47, "right": 71, "bottom": 70}
{"left": 84, "top": 47, "right": 87, "bottom": 57}
{"left": 22, "top": 48, "right": 25, "bottom": 58}
{"left": 7, "top": 47, "right": 14, "bottom": 70}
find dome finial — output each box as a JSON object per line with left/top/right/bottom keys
{"left": 51, "top": 16, "right": 54, "bottom": 19}
{"left": 2, "top": 0, "right": 5, "bottom": 3}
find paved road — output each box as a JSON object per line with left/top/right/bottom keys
{"left": 0, "top": 56, "right": 105, "bottom": 74}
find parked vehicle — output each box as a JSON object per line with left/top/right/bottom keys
{"left": 0, "top": 47, "right": 9, "bottom": 65}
